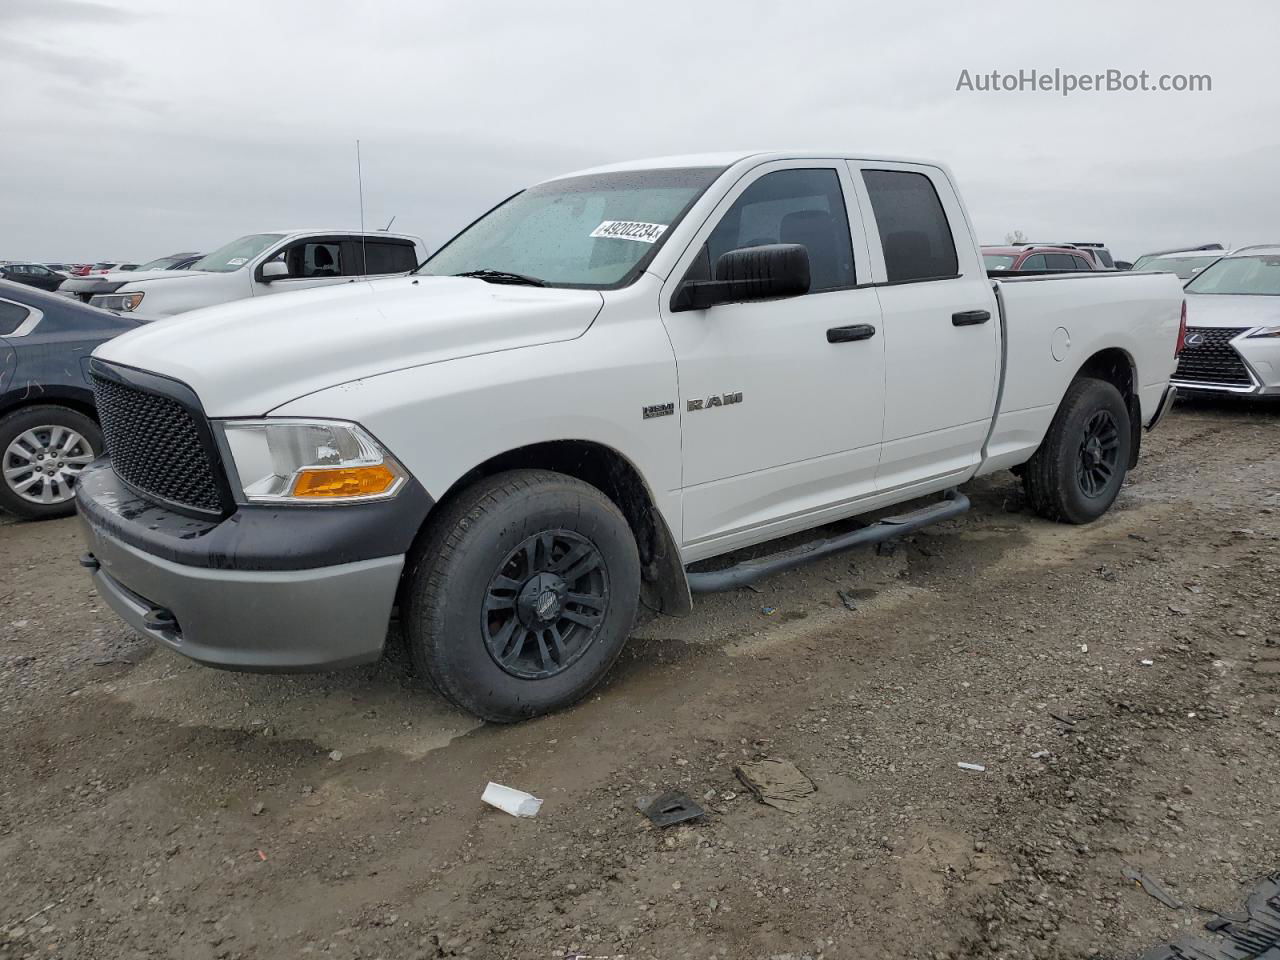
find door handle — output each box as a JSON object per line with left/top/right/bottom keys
{"left": 952, "top": 310, "right": 991, "bottom": 326}
{"left": 826, "top": 323, "right": 877, "bottom": 343}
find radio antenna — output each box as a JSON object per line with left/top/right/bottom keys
{"left": 382, "top": 215, "right": 396, "bottom": 232}
{"left": 356, "top": 139, "right": 368, "bottom": 275}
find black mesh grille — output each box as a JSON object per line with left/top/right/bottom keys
{"left": 91, "top": 375, "right": 224, "bottom": 513}
{"left": 1174, "top": 327, "right": 1253, "bottom": 387}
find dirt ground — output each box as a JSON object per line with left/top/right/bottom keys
{"left": 1, "top": 397, "right": 1278, "bottom": 960}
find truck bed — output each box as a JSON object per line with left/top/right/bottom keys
{"left": 979, "top": 270, "right": 1184, "bottom": 474}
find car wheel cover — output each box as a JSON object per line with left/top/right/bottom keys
{"left": 3, "top": 425, "right": 95, "bottom": 505}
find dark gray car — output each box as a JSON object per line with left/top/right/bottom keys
{"left": 0, "top": 279, "right": 142, "bottom": 519}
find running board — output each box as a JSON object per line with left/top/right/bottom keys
{"left": 685, "top": 490, "right": 970, "bottom": 594}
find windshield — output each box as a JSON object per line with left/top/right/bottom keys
{"left": 1140, "top": 254, "right": 1220, "bottom": 280}
{"left": 191, "top": 234, "right": 284, "bottom": 273}
{"left": 138, "top": 256, "right": 182, "bottom": 271}
{"left": 419, "top": 167, "right": 724, "bottom": 288}
{"left": 1185, "top": 254, "right": 1280, "bottom": 295}
{"left": 983, "top": 254, "right": 1017, "bottom": 269}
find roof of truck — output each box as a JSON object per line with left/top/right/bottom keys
{"left": 254, "top": 229, "right": 423, "bottom": 243}
{"left": 553, "top": 151, "right": 947, "bottom": 180}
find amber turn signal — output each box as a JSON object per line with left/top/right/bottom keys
{"left": 290, "top": 464, "right": 399, "bottom": 498}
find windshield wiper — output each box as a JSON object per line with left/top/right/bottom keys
{"left": 453, "top": 269, "right": 547, "bottom": 287}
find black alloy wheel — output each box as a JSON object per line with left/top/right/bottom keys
{"left": 482, "top": 530, "right": 610, "bottom": 679}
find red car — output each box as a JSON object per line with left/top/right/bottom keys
{"left": 982, "top": 245, "right": 1102, "bottom": 272}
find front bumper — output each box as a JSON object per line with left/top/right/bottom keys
{"left": 1172, "top": 330, "right": 1280, "bottom": 396}
{"left": 76, "top": 459, "right": 431, "bottom": 672}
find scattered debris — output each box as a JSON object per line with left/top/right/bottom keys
{"left": 1141, "top": 659, "right": 1155, "bottom": 666}
{"left": 1080, "top": 643, "right": 1089, "bottom": 653}
{"left": 1123, "top": 864, "right": 1183, "bottom": 910}
{"left": 1097, "top": 565, "right": 1118, "bottom": 582}
{"left": 836, "top": 589, "right": 859, "bottom": 612}
{"left": 256, "top": 849, "right": 268, "bottom": 862}
{"left": 760, "top": 606, "right": 777, "bottom": 616}
{"left": 328, "top": 750, "right": 343, "bottom": 762}
{"left": 251, "top": 802, "right": 265, "bottom": 816}
{"left": 1050, "top": 712, "right": 1078, "bottom": 726}
{"left": 1030, "top": 750, "right": 1050, "bottom": 760}
{"left": 957, "top": 762, "right": 986, "bottom": 773}
{"left": 1141, "top": 873, "right": 1280, "bottom": 960}
{"left": 1129, "top": 533, "right": 1151, "bottom": 542}
{"left": 735, "top": 758, "right": 815, "bottom": 813}
{"left": 481, "top": 782, "right": 543, "bottom": 818}
{"left": 636, "top": 791, "right": 705, "bottom": 828}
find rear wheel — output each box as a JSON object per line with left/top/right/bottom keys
{"left": 402, "top": 469, "right": 640, "bottom": 722}
{"left": 0, "top": 405, "right": 101, "bottom": 520}
{"left": 1023, "top": 377, "right": 1131, "bottom": 524}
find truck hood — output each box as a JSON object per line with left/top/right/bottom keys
{"left": 93, "top": 276, "right": 605, "bottom": 416}
{"left": 60, "top": 270, "right": 207, "bottom": 297}
{"left": 1184, "top": 293, "right": 1280, "bottom": 330}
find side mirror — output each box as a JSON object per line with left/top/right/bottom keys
{"left": 259, "top": 259, "right": 289, "bottom": 282}
{"left": 671, "top": 243, "right": 810, "bottom": 312}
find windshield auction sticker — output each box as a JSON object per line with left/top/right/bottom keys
{"left": 590, "top": 221, "right": 668, "bottom": 243}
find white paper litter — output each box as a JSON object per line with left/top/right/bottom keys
{"left": 957, "top": 762, "right": 986, "bottom": 773}
{"left": 482, "top": 782, "right": 543, "bottom": 818}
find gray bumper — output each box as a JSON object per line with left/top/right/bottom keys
{"left": 80, "top": 516, "right": 403, "bottom": 672}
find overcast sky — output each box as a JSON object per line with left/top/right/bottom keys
{"left": 3, "top": 0, "right": 1276, "bottom": 263}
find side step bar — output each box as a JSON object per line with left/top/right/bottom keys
{"left": 685, "top": 490, "right": 970, "bottom": 594}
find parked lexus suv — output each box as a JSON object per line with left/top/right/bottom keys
{"left": 1173, "top": 245, "right": 1280, "bottom": 396}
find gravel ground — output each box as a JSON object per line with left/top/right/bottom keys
{"left": 1, "top": 397, "right": 1277, "bottom": 960}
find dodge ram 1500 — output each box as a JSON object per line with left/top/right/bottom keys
{"left": 75, "top": 151, "right": 1185, "bottom": 721}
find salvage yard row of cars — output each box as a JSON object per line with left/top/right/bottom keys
{"left": 2, "top": 149, "right": 1277, "bottom": 723}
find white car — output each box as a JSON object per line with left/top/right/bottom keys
{"left": 1135, "top": 248, "right": 1225, "bottom": 282}
{"left": 57, "top": 230, "right": 426, "bottom": 318}
{"left": 1173, "top": 245, "right": 1280, "bottom": 395}
{"left": 77, "top": 150, "right": 1184, "bottom": 722}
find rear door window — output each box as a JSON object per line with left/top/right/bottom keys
{"left": 862, "top": 170, "right": 959, "bottom": 282}
{"left": 353, "top": 240, "right": 418, "bottom": 276}
{"left": 0, "top": 299, "right": 32, "bottom": 335}
{"left": 1045, "top": 253, "right": 1077, "bottom": 270}
{"left": 1020, "top": 254, "right": 1047, "bottom": 271}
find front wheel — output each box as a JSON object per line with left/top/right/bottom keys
{"left": 0, "top": 405, "right": 102, "bottom": 520}
{"left": 402, "top": 469, "right": 641, "bottom": 722}
{"left": 1023, "top": 377, "right": 1132, "bottom": 524}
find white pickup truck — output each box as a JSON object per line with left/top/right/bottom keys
{"left": 58, "top": 229, "right": 426, "bottom": 318}
{"left": 76, "top": 151, "right": 1185, "bottom": 722}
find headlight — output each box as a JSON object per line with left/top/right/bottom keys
{"left": 219, "top": 419, "right": 406, "bottom": 504}
{"left": 89, "top": 291, "right": 145, "bottom": 312}
{"left": 1246, "top": 325, "right": 1280, "bottom": 339}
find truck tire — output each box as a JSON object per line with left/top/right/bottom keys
{"left": 1023, "top": 377, "right": 1132, "bottom": 524}
{"left": 402, "top": 469, "right": 641, "bottom": 722}
{"left": 0, "top": 405, "right": 101, "bottom": 521}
